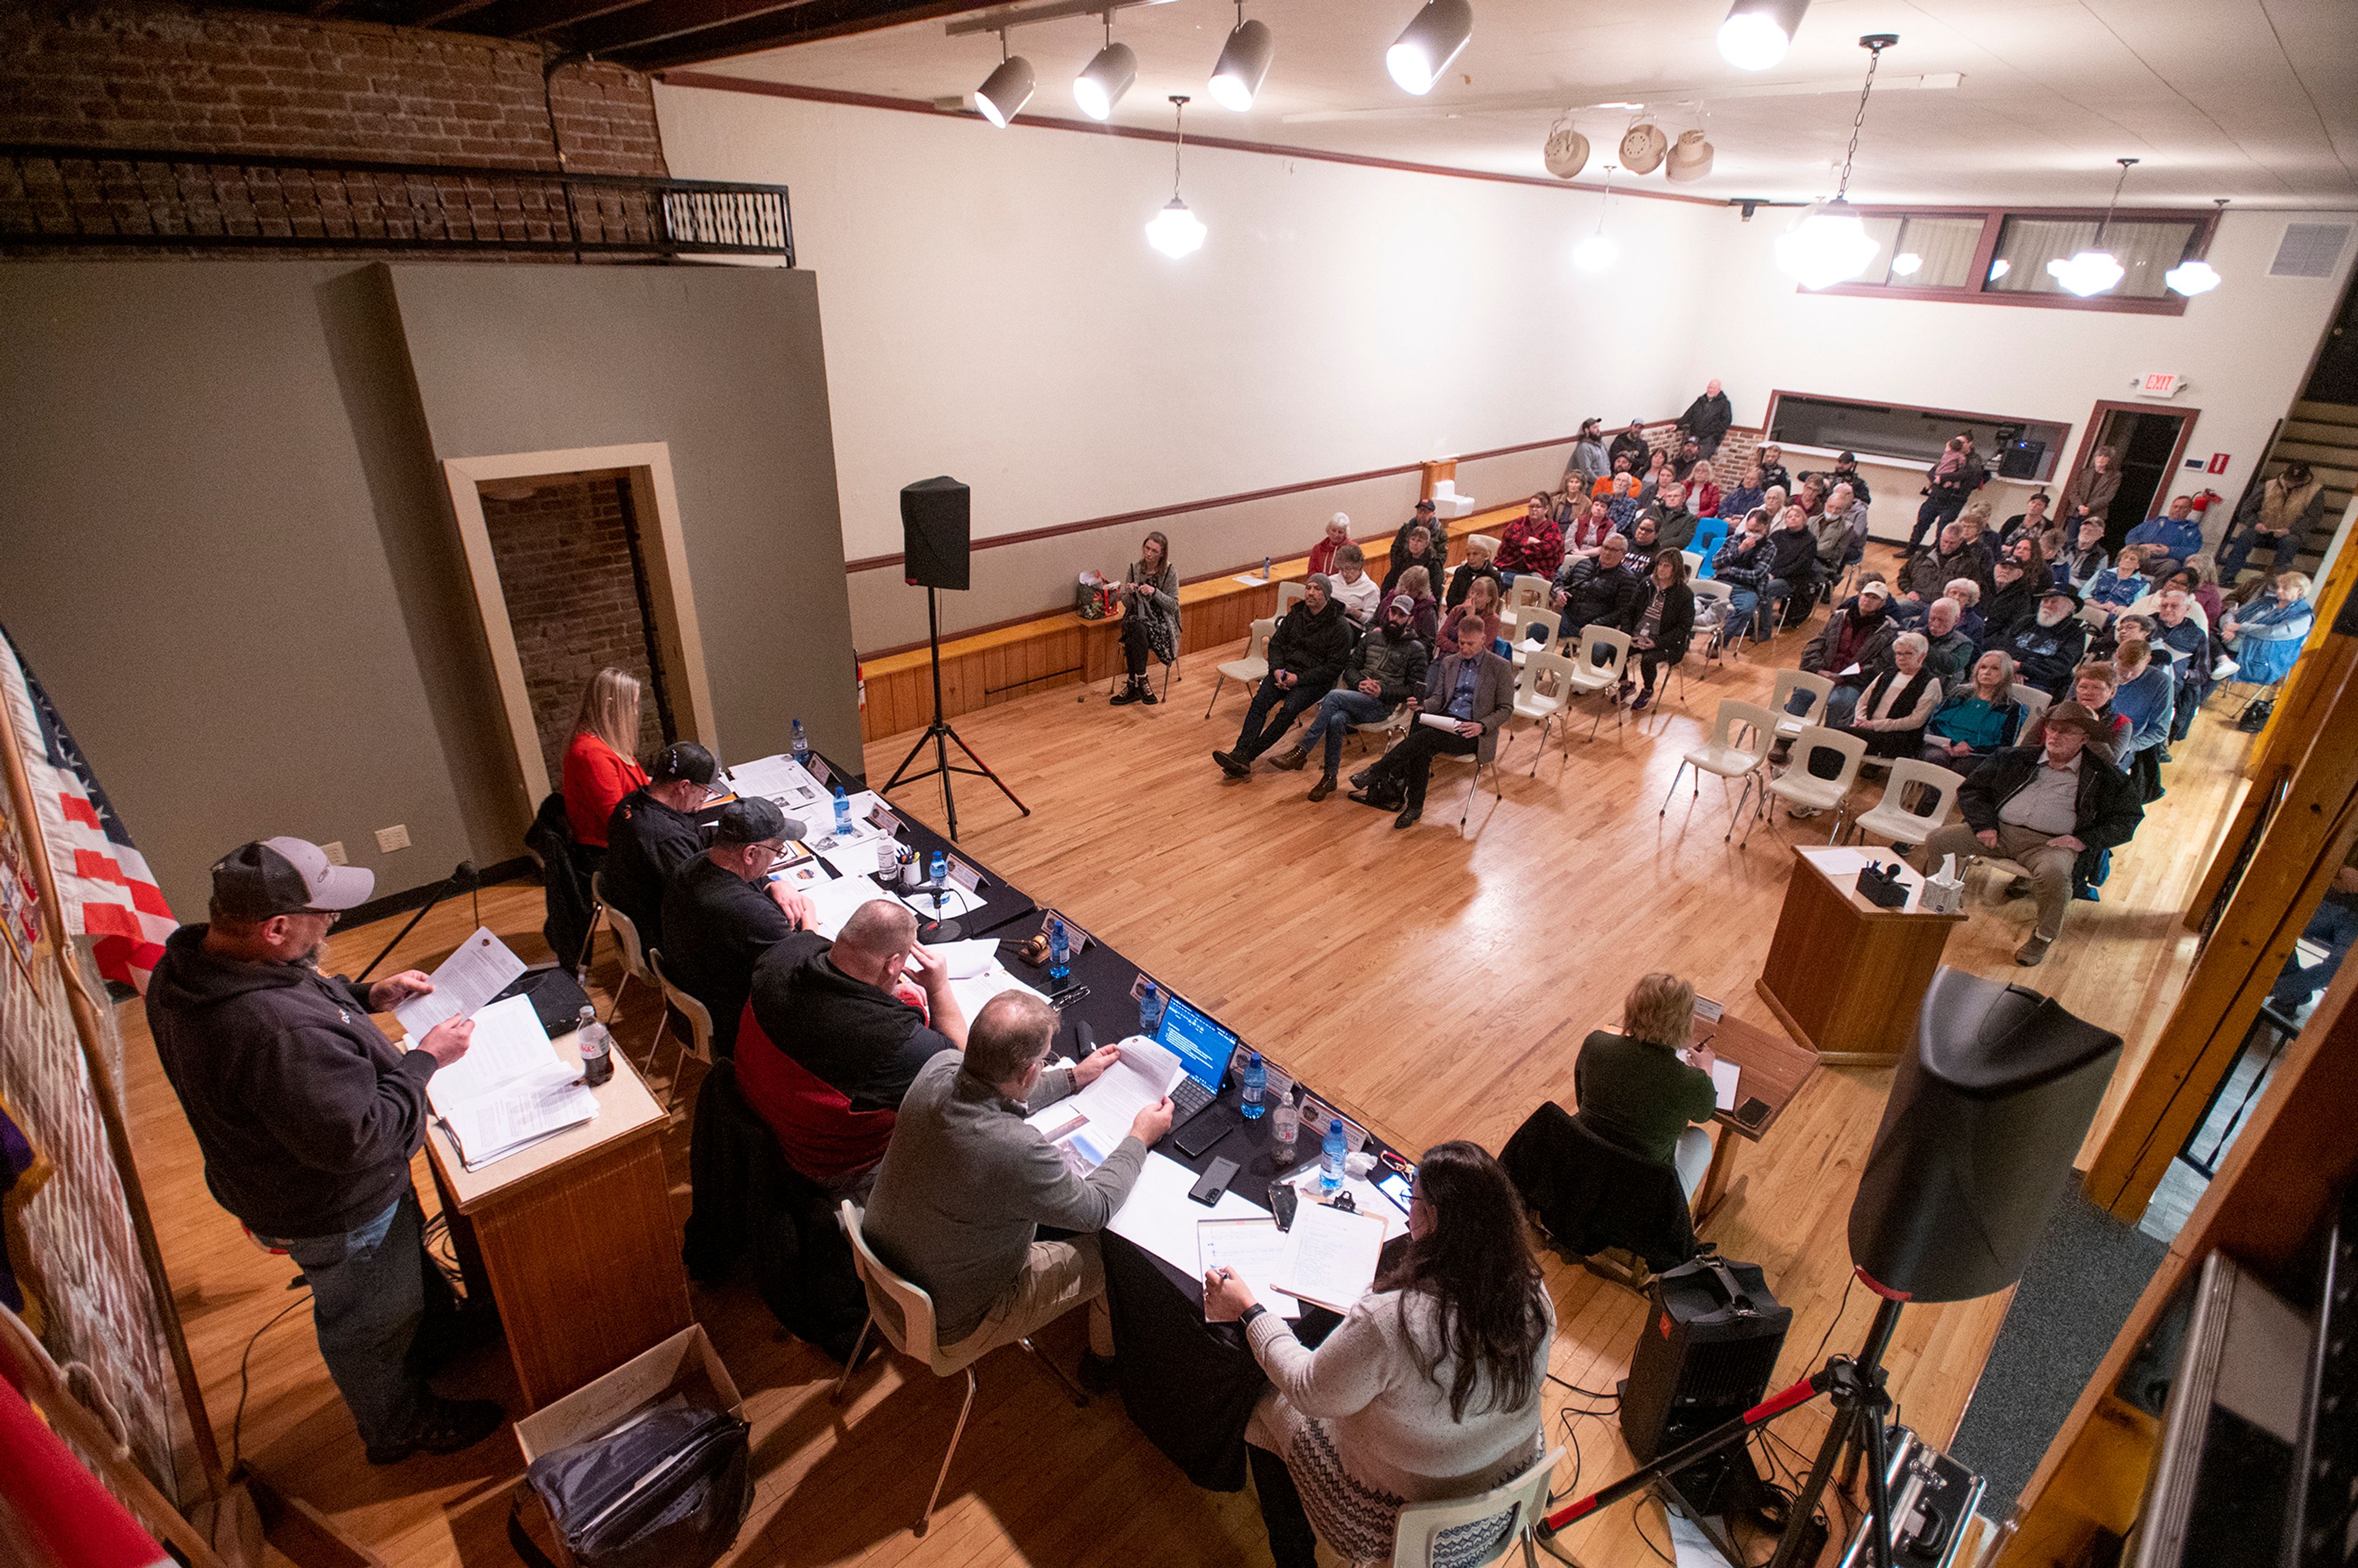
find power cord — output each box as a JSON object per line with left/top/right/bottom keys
{"left": 230, "top": 1286, "right": 313, "bottom": 1473}
{"left": 1805, "top": 1273, "right": 1856, "bottom": 1373}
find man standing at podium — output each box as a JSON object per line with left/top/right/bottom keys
{"left": 147, "top": 837, "right": 504, "bottom": 1464}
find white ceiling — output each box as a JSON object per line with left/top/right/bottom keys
{"left": 692, "top": 0, "right": 2358, "bottom": 209}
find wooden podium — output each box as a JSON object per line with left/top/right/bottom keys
{"left": 1756, "top": 846, "right": 1966, "bottom": 1067}
{"left": 426, "top": 1031, "right": 690, "bottom": 1411}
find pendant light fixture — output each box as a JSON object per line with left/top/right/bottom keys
{"left": 1074, "top": 13, "right": 1137, "bottom": 122}
{"left": 2165, "top": 198, "right": 2227, "bottom": 297}
{"left": 1573, "top": 165, "right": 1619, "bottom": 273}
{"left": 1145, "top": 94, "right": 1207, "bottom": 258}
{"left": 975, "top": 32, "right": 1035, "bottom": 128}
{"left": 1209, "top": 2, "right": 1275, "bottom": 112}
{"left": 1386, "top": 0, "right": 1473, "bottom": 97}
{"left": 1718, "top": 0, "right": 1809, "bottom": 71}
{"left": 2046, "top": 157, "right": 2135, "bottom": 297}
{"left": 1774, "top": 34, "right": 1893, "bottom": 290}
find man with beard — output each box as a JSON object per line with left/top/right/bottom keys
{"left": 1269, "top": 594, "right": 1431, "bottom": 799}
{"left": 1608, "top": 417, "right": 1652, "bottom": 475}
{"left": 2001, "top": 584, "right": 2092, "bottom": 697}
{"left": 1754, "top": 443, "right": 1794, "bottom": 497}
{"left": 147, "top": 839, "right": 502, "bottom": 1464}
{"left": 1215, "top": 573, "right": 1354, "bottom": 775}
{"left": 1982, "top": 556, "right": 2042, "bottom": 644}
{"left": 1810, "top": 481, "right": 1870, "bottom": 591}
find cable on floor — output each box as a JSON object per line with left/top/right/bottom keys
{"left": 230, "top": 1287, "right": 313, "bottom": 1474}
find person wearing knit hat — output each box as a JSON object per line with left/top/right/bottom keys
{"left": 658, "top": 794, "right": 815, "bottom": 1054}
{"left": 1216, "top": 572, "right": 1356, "bottom": 777}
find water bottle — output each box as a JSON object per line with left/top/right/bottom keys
{"left": 1262, "top": 554, "right": 1272, "bottom": 580}
{"left": 832, "top": 783, "right": 851, "bottom": 836}
{"left": 1048, "top": 917, "right": 1070, "bottom": 984}
{"left": 1320, "top": 1116, "right": 1347, "bottom": 1193}
{"left": 929, "top": 850, "right": 947, "bottom": 891}
{"left": 1138, "top": 980, "right": 1162, "bottom": 1036}
{"left": 876, "top": 837, "right": 898, "bottom": 877}
{"left": 575, "top": 1004, "right": 612, "bottom": 1087}
{"left": 1240, "top": 1051, "right": 1266, "bottom": 1119}
{"left": 1272, "top": 1090, "right": 1299, "bottom": 1161}
{"left": 791, "top": 718, "right": 810, "bottom": 767}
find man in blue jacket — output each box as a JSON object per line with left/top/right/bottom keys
{"left": 2125, "top": 495, "right": 2206, "bottom": 572}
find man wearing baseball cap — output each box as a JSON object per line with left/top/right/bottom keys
{"left": 658, "top": 797, "right": 813, "bottom": 1056}
{"left": 1915, "top": 703, "right": 2144, "bottom": 966}
{"left": 601, "top": 740, "right": 719, "bottom": 950}
{"left": 146, "top": 837, "right": 501, "bottom": 1464}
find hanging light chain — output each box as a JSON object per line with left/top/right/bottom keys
{"left": 1834, "top": 37, "right": 1890, "bottom": 202}
{"left": 2096, "top": 156, "right": 2138, "bottom": 244}
{"left": 1170, "top": 94, "right": 1189, "bottom": 198}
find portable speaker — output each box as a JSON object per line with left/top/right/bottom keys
{"left": 1847, "top": 967, "right": 2120, "bottom": 1303}
{"left": 1621, "top": 1257, "right": 1791, "bottom": 1513}
{"left": 901, "top": 476, "right": 971, "bottom": 591}
{"left": 1998, "top": 440, "right": 2047, "bottom": 481}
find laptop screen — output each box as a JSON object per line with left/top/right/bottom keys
{"left": 1154, "top": 993, "right": 1235, "bottom": 1092}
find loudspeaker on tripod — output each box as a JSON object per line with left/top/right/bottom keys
{"left": 901, "top": 476, "right": 971, "bottom": 591}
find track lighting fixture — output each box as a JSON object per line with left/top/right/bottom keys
{"left": 1386, "top": 0, "right": 1473, "bottom": 97}
{"left": 1075, "top": 15, "right": 1137, "bottom": 121}
{"left": 976, "top": 33, "right": 1035, "bottom": 128}
{"left": 1718, "top": 0, "right": 1809, "bottom": 71}
{"left": 1210, "top": 3, "right": 1274, "bottom": 112}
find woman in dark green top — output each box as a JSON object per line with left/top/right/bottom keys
{"left": 1572, "top": 972, "right": 1719, "bottom": 1195}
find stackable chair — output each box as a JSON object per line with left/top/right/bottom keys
{"left": 588, "top": 871, "right": 661, "bottom": 1063}
{"left": 2011, "top": 681, "right": 2053, "bottom": 729}
{"left": 1504, "top": 575, "right": 1550, "bottom": 613}
{"left": 1687, "top": 578, "right": 1735, "bottom": 670}
{"left": 645, "top": 948, "right": 715, "bottom": 1112}
{"left": 1768, "top": 669, "right": 1833, "bottom": 753}
{"left": 1431, "top": 745, "right": 1503, "bottom": 837}
{"left": 1846, "top": 759, "right": 1961, "bottom": 851}
{"left": 1679, "top": 549, "right": 1703, "bottom": 580}
{"left": 1743, "top": 725, "right": 1866, "bottom": 847}
{"left": 1202, "top": 616, "right": 1274, "bottom": 720}
{"left": 1275, "top": 580, "right": 1307, "bottom": 619}
{"left": 1390, "top": 1447, "right": 1566, "bottom": 1568}
{"left": 1659, "top": 699, "right": 1776, "bottom": 840}
{"left": 1510, "top": 651, "right": 1574, "bottom": 773}
{"left": 1509, "top": 608, "right": 1560, "bottom": 667}
{"left": 1565, "top": 626, "right": 1632, "bottom": 740}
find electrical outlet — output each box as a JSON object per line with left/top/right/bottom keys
{"left": 322, "top": 840, "right": 348, "bottom": 865}
{"left": 374, "top": 824, "right": 411, "bottom": 853}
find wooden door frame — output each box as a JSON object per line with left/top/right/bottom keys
{"left": 2062, "top": 399, "right": 2201, "bottom": 515}
{"left": 440, "top": 443, "right": 717, "bottom": 821}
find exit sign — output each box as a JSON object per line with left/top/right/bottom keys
{"left": 2136, "top": 371, "right": 2185, "bottom": 397}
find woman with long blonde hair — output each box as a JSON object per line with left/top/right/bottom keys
{"left": 562, "top": 666, "right": 648, "bottom": 857}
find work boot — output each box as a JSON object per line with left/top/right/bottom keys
{"left": 1268, "top": 745, "right": 1309, "bottom": 772}
{"left": 1111, "top": 679, "right": 1143, "bottom": 705}
{"left": 364, "top": 1397, "right": 504, "bottom": 1465}
{"left": 1308, "top": 774, "right": 1336, "bottom": 802}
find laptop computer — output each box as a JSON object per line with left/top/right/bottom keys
{"left": 1153, "top": 992, "right": 1243, "bottom": 1156}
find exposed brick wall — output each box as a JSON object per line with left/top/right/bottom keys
{"left": 0, "top": 1, "right": 666, "bottom": 175}
{"left": 481, "top": 473, "right": 668, "bottom": 783}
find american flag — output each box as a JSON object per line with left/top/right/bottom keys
{"left": 0, "top": 626, "right": 175, "bottom": 995}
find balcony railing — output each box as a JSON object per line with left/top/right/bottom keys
{"left": 0, "top": 144, "right": 793, "bottom": 263}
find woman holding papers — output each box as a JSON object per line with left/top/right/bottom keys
{"left": 1204, "top": 1142, "right": 1554, "bottom": 1568}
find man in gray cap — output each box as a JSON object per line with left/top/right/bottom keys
{"left": 147, "top": 837, "right": 502, "bottom": 1464}
{"left": 658, "top": 797, "right": 812, "bottom": 1055}
{"left": 1212, "top": 572, "right": 1353, "bottom": 777}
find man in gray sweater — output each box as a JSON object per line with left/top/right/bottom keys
{"left": 862, "top": 991, "right": 1172, "bottom": 1383}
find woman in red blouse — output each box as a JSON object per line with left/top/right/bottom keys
{"left": 562, "top": 667, "right": 650, "bottom": 857}
{"left": 1495, "top": 493, "right": 1565, "bottom": 581}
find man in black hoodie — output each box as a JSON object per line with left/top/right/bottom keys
{"left": 1214, "top": 573, "right": 1353, "bottom": 776}
{"left": 600, "top": 740, "right": 718, "bottom": 950}
{"left": 147, "top": 837, "right": 502, "bottom": 1464}
{"left": 661, "top": 797, "right": 811, "bottom": 1056}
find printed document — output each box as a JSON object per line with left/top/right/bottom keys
{"left": 1199, "top": 1217, "right": 1302, "bottom": 1322}
{"left": 727, "top": 754, "right": 825, "bottom": 815}
{"left": 1676, "top": 1049, "right": 1744, "bottom": 1111}
{"left": 801, "top": 873, "right": 889, "bottom": 940}
{"left": 1272, "top": 1199, "right": 1386, "bottom": 1314}
{"left": 419, "top": 994, "right": 596, "bottom": 1169}
{"left": 1106, "top": 1152, "right": 1278, "bottom": 1303}
{"left": 394, "top": 927, "right": 526, "bottom": 1040}
{"left": 1025, "top": 1034, "right": 1184, "bottom": 1170}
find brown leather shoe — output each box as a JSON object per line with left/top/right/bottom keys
{"left": 1269, "top": 746, "right": 1309, "bottom": 772}
{"left": 1308, "top": 774, "right": 1336, "bottom": 802}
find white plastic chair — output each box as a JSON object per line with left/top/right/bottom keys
{"left": 1275, "top": 580, "right": 1307, "bottom": 619}
{"left": 1390, "top": 1446, "right": 1565, "bottom": 1568}
{"left": 1659, "top": 698, "right": 1775, "bottom": 840}
{"left": 1688, "top": 578, "right": 1735, "bottom": 664}
{"left": 1353, "top": 701, "right": 1409, "bottom": 755}
{"left": 645, "top": 948, "right": 715, "bottom": 1113}
{"left": 1846, "top": 759, "right": 1960, "bottom": 848}
{"left": 1510, "top": 651, "right": 1574, "bottom": 772}
{"left": 1202, "top": 616, "right": 1275, "bottom": 720}
{"left": 1504, "top": 575, "right": 1549, "bottom": 611}
{"left": 1680, "top": 549, "right": 1703, "bottom": 578}
{"left": 2010, "top": 681, "right": 2052, "bottom": 728}
{"left": 1745, "top": 725, "right": 1866, "bottom": 847}
{"left": 1769, "top": 669, "right": 1834, "bottom": 746}
{"left": 831, "top": 1202, "right": 1087, "bottom": 1537}
{"left": 1565, "top": 626, "right": 1632, "bottom": 740}
{"left": 1509, "top": 607, "right": 1560, "bottom": 666}
{"left": 1431, "top": 745, "right": 1501, "bottom": 837}
{"left": 590, "top": 871, "right": 661, "bottom": 1062}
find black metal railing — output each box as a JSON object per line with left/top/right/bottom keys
{"left": 0, "top": 144, "right": 793, "bottom": 263}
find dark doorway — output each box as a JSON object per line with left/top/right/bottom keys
{"left": 2303, "top": 261, "right": 2358, "bottom": 406}
{"left": 2068, "top": 403, "right": 2200, "bottom": 545}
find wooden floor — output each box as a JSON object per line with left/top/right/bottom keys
{"left": 120, "top": 545, "right": 2249, "bottom": 1568}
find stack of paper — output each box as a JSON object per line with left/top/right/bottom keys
{"left": 726, "top": 754, "right": 827, "bottom": 817}
{"left": 393, "top": 927, "right": 526, "bottom": 1041}
{"left": 1025, "top": 1036, "right": 1185, "bottom": 1171}
{"left": 1273, "top": 1200, "right": 1387, "bottom": 1314}
{"left": 1108, "top": 1153, "right": 1292, "bottom": 1314}
{"left": 946, "top": 963, "right": 1046, "bottom": 1025}
{"left": 801, "top": 873, "right": 890, "bottom": 940}
{"left": 422, "top": 995, "right": 597, "bottom": 1169}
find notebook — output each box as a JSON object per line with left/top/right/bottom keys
{"left": 421, "top": 994, "right": 598, "bottom": 1170}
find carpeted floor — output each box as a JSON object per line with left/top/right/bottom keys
{"left": 1947, "top": 1185, "right": 2167, "bottom": 1515}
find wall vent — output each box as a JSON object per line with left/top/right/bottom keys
{"left": 2269, "top": 223, "right": 2352, "bottom": 278}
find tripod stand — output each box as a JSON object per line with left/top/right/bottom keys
{"left": 1538, "top": 1282, "right": 1909, "bottom": 1568}
{"left": 881, "top": 584, "right": 1029, "bottom": 842}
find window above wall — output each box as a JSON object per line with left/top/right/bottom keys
{"left": 1810, "top": 205, "right": 2219, "bottom": 316}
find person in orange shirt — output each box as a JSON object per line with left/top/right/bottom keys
{"left": 561, "top": 667, "right": 649, "bottom": 867}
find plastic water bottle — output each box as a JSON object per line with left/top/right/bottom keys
{"left": 1138, "top": 980, "right": 1162, "bottom": 1036}
{"left": 1272, "top": 1091, "right": 1299, "bottom": 1161}
{"left": 1048, "top": 917, "right": 1070, "bottom": 984}
{"left": 929, "top": 850, "right": 947, "bottom": 890}
{"left": 575, "top": 1004, "right": 612, "bottom": 1088}
{"left": 791, "top": 718, "right": 810, "bottom": 768}
{"left": 1241, "top": 1051, "right": 1266, "bottom": 1119}
{"left": 832, "top": 784, "right": 851, "bottom": 836}
{"left": 1262, "top": 554, "right": 1273, "bottom": 580}
{"left": 1320, "top": 1116, "right": 1347, "bottom": 1193}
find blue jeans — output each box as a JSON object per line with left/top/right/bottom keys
{"left": 2270, "top": 898, "right": 2358, "bottom": 1012}
{"left": 1824, "top": 685, "right": 1863, "bottom": 726}
{"left": 1234, "top": 673, "right": 1325, "bottom": 759}
{"left": 1726, "top": 587, "right": 1781, "bottom": 644}
{"left": 260, "top": 1192, "right": 446, "bottom": 1450}
{"left": 2220, "top": 527, "right": 2297, "bottom": 583}
{"left": 1300, "top": 688, "right": 1392, "bottom": 777}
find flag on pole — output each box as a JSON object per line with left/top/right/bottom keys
{"left": 0, "top": 626, "right": 176, "bottom": 995}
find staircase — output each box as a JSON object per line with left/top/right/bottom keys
{"left": 2267, "top": 400, "right": 2358, "bottom": 572}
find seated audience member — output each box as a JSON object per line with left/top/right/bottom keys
{"left": 2169, "top": 561, "right": 2226, "bottom": 627}
{"left": 2084, "top": 543, "right": 2150, "bottom": 622}
{"left": 1982, "top": 557, "right": 2042, "bottom": 645}
{"left": 738, "top": 901, "right": 963, "bottom": 1195}
{"left": 1671, "top": 438, "right": 1705, "bottom": 484}
{"left": 660, "top": 798, "right": 814, "bottom": 1055}
{"left": 1638, "top": 480, "right": 1701, "bottom": 554}
{"left": 1601, "top": 468, "right": 1644, "bottom": 532}
{"left": 1496, "top": 493, "right": 1566, "bottom": 582}
{"left": 1754, "top": 443, "right": 1793, "bottom": 497}
{"left": 1446, "top": 535, "right": 1501, "bottom": 608}
{"left": 1800, "top": 580, "right": 1896, "bottom": 698}
{"left": 2146, "top": 591, "right": 2212, "bottom": 740}
{"left": 2109, "top": 635, "right": 2174, "bottom": 802}
{"left": 1563, "top": 496, "right": 1617, "bottom": 558}
{"left": 1215, "top": 574, "right": 1353, "bottom": 777}
{"left": 1684, "top": 466, "right": 1722, "bottom": 521}
{"left": 2126, "top": 571, "right": 2213, "bottom": 635}
{"left": 2266, "top": 850, "right": 2358, "bottom": 1019}
{"left": 1923, "top": 651, "right": 2025, "bottom": 774}
{"left": 1439, "top": 574, "right": 1505, "bottom": 651}
{"left": 562, "top": 666, "right": 650, "bottom": 870}
{"left": 1745, "top": 483, "right": 1789, "bottom": 531}
{"left": 1712, "top": 518, "right": 1776, "bottom": 648}
{"left": 1565, "top": 417, "right": 1612, "bottom": 493}
{"left": 1554, "top": 474, "right": 1590, "bottom": 530}
{"left": 1111, "top": 530, "right": 1178, "bottom": 705}
{"left": 601, "top": 741, "right": 718, "bottom": 949}
{"left": 1916, "top": 705, "right": 2144, "bottom": 966}
{"left": 1896, "top": 522, "right": 1984, "bottom": 606}
{"left": 1810, "top": 481, "right": 1869, "bottom": 589}
{"left": 2125, "top": 494, "right": 2205, "bottom": 572}
{"left": 1347, "top": 616, "right": 1512, "bottom": 830}
{"left": 1574, "top": 972, "right": 1718, "bottom": 1196}
{"left": 1619, "top": 551, "right": 1695, "bottom": 713}
{"left": 1956, "top": 503, "right": 1999, "bottom": 578}
{"left": 1762, "top": 504, "right": 1820, "bottom": 631}
{"left": 1944, "top": 578, "right": 1986, "bottom": 648}
{"left": 1918, "top": 597, "right": 1976, "bottom": 688}
{"left": 2001, "top": 585, "right": 2091, "bottom": 697}
{"left": 1277, "top": 596, "right": 1431, "bottom": 800}
{"left": 2222, "top": 462, "right": 2324, "bottom": 584}
{"left": 863, "top": 992, "right": 1170, "bottom": 1389}
{"left": 1383, "top": 522, "right": 1447, "bottom": 599}
{"left": 1307, "top": 512, "right": 1352, "bottom": 578}
{"left": 2058, "top": 517, "right": 2111, "bottom": 591}
{"left": 2021, "top": 661, "right": 2130, "bottom": 764}
{"left": 2221, "top": 571, "right": 2316, "bottom": 688}
{"left": 1830, "top": 631, "right": 1942, "bottom": 764}
{"left": 1820, "top": 451, "right": 1873, "bottom": 505}
{"left": 1792, "top": 474, "right": 1829, "bottom": 520}
{"left": 1329, "top": 543, "right": 1384, "bottom": 626}
{"left": 1621, "top": 514, "right": 1663, "bottom": 573}
{"left": 1390, "top": 565, "right": 1442, "bottom": 646}
{"left": 1204, "top": 1141, "right": 1553, "bottom": 1568}
{"left": 1608, "top": 417, "right": 1651, "bottom": 475}
{"left": 2003, "top": 532, "right": 2049, "bottom": 588}
{"left": 1999, "top": 491, "right": 2053, "bottom": 552}
{"left": 1635, "top": 449, "right": 1671, "bottom": 508}
{"left": 1551, "top": 534, "right": 1640, "bottom": 649}
{"left": 2060, "top": 449, "right": 2122, "bottom": 527}
{"left": 1716, "top": 462, "right": 1765, "bottom": 522}
{"left": 1390, "top": 497, "right": 1449, "bottom": 570}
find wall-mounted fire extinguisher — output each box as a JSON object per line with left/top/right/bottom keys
{"left": 2186, "top": 486, "right": 2224, "bottom": 517}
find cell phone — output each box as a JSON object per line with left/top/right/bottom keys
{"left": 1269, "top": 1183, "right": 1299, "bottom": 1231}
{"left": 1374, "top": 1170, "right": 1413, "bottom": 1215}
{"left": 1188, "top": 1157, "right": 1240, "bottom": 1207}
{"left": 1732, "top": 1096, "right": 1772, "bottom": 1131}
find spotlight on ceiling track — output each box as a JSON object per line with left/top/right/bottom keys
{"left": 1387, "top": 0, "right": 1473, "bottom": 97}
{"left": 976, "top": 34, "right": 1035, "bottom": 128}
{"left": 1210, "top": 3, "right": 1274, "bottom": 112}
{"left": 1075, "top": 15, "right": 1136, "bottom": 121}
{"left": 1718, "top": 0, "right": 1809, "bottom": 71}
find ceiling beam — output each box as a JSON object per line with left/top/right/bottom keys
{"left": 451, "top": 0, "right": 661, "bottom": 41}
{"left": 569, "top": 0, "right": 1008, "bottom": 68}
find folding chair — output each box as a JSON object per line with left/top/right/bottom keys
{"left": 1743, "top": 726, "right": 1867, "bottom": 848}
{"left": 1658, "top": 698, "right": 1775, "bottom": 840}
{"left": 1202, "top": 617, "right": 1274, "bottom": 720}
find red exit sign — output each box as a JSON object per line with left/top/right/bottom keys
{"left": 2139, "top": 371, "right": 2184, "bottom": 396}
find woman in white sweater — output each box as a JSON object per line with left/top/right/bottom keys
{"left": 1204, "top": 1141, "right": 1555, "bottom": 1567}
